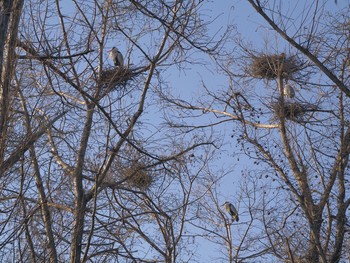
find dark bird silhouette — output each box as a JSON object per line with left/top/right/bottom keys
{"left": 284, "top": 84, "right": 295, "bottom": 98}
{"left": 223, "top": 201, "right": 239, "bottom": 222}
{"left": 109, "top": 47, "right": 124, "bottom": 67}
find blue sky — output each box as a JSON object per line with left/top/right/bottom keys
{"left": 132, "top": 0, "right": 348, "bottom": 261}
{"left": 173, "top": 1, "right": 348, "bottom": 261}
{"left": 53, "top": 0, "right": 348, "bottom": 261}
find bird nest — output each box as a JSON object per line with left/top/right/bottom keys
{"left": 121, "top": 164, "right": 153, "bottom": 190}
{"left": 271, "top": 101, "right": 318, "bottom": 122}
{"left": 99, "top": 67, "right": 136, "bottom": 90}
{"left": 250, "top": 53, "right": 301, "bottom": 79}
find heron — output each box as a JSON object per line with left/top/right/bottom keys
{"left": 223, "top": 201, "right": 239, "bottom": 222}
{"left": 109, "top": 47, "right": 124, "bottom": 67}
{"left": 284, "top": 84, "right": 295, "bottom": 98}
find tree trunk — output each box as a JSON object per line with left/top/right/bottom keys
{"left": 308, "top": 223, "right": 322, "bottom": 262}
{"left": 0, "top": 0, "right": 24, "bottom": 173}
{"left": 70, "top": 198, "right": 87, "bottom": 263}
{"left": 69, "top": 104, "right": 95, "bottom": 262}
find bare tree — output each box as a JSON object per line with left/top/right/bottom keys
{"left": 0, "top": 0, "right": 229, "bottom": 262}
{"left": 0, "top": 0, "right": 24, "bottom": 173}
{"left": 164, "top": 0, "right": 350, "bottom": 262}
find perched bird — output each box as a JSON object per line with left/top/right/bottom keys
{"left": 109, "top": 47, "right": 124, "bottom": 67}
{"left": 223, "top": 201, "right": 239, "bottom": 222}
{"left": 283, "top": 84, "right": 295, "bottom": 98}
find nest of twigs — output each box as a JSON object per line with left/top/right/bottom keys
{"left": 272, "top": 101, "right": 318, "bottom": 122}
{"left": 99, "top": 67, "right": 136, "bottom": 90}
{"left": 250, "top": 53, "right": 301, "bottom": 79}
{"left": 121, "top": 164, "right": 153, "bottom": 190}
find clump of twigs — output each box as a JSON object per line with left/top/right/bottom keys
{"left": 99, "top": 67, "right": 136, "bottom": 90}
{"left": 250, "top": 53, "right": 301, "bottom": 79}
{"left": 272, "top": 101, "right": 318, "bottom": 122}
{"left": 121, "top": 163, "right": 153, "bottom": 190}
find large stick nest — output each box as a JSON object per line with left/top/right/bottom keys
{"left": 272, "top": 101, "right": 318, "bottom": 122}
{"left": 99, "top": 67, "right": 137, "bottom": 90}
{"left": 250, "top": 53, "right": 302, "bottom": 79}
{"left": 121, "top": 164, "right": 153, "bottom": 190}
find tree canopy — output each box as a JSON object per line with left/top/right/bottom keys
{"left": 0, "top": 0, "right": 349, "bottom": 262}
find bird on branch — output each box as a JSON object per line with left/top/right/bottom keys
{"left": 109, "top": 47, "right": 124, "bottom": 67}
{"left": 223, "top": 201, "right": 239, "bottom": 222}
{"left": 284, "top": 84, "right": 296, "bottom": 98}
